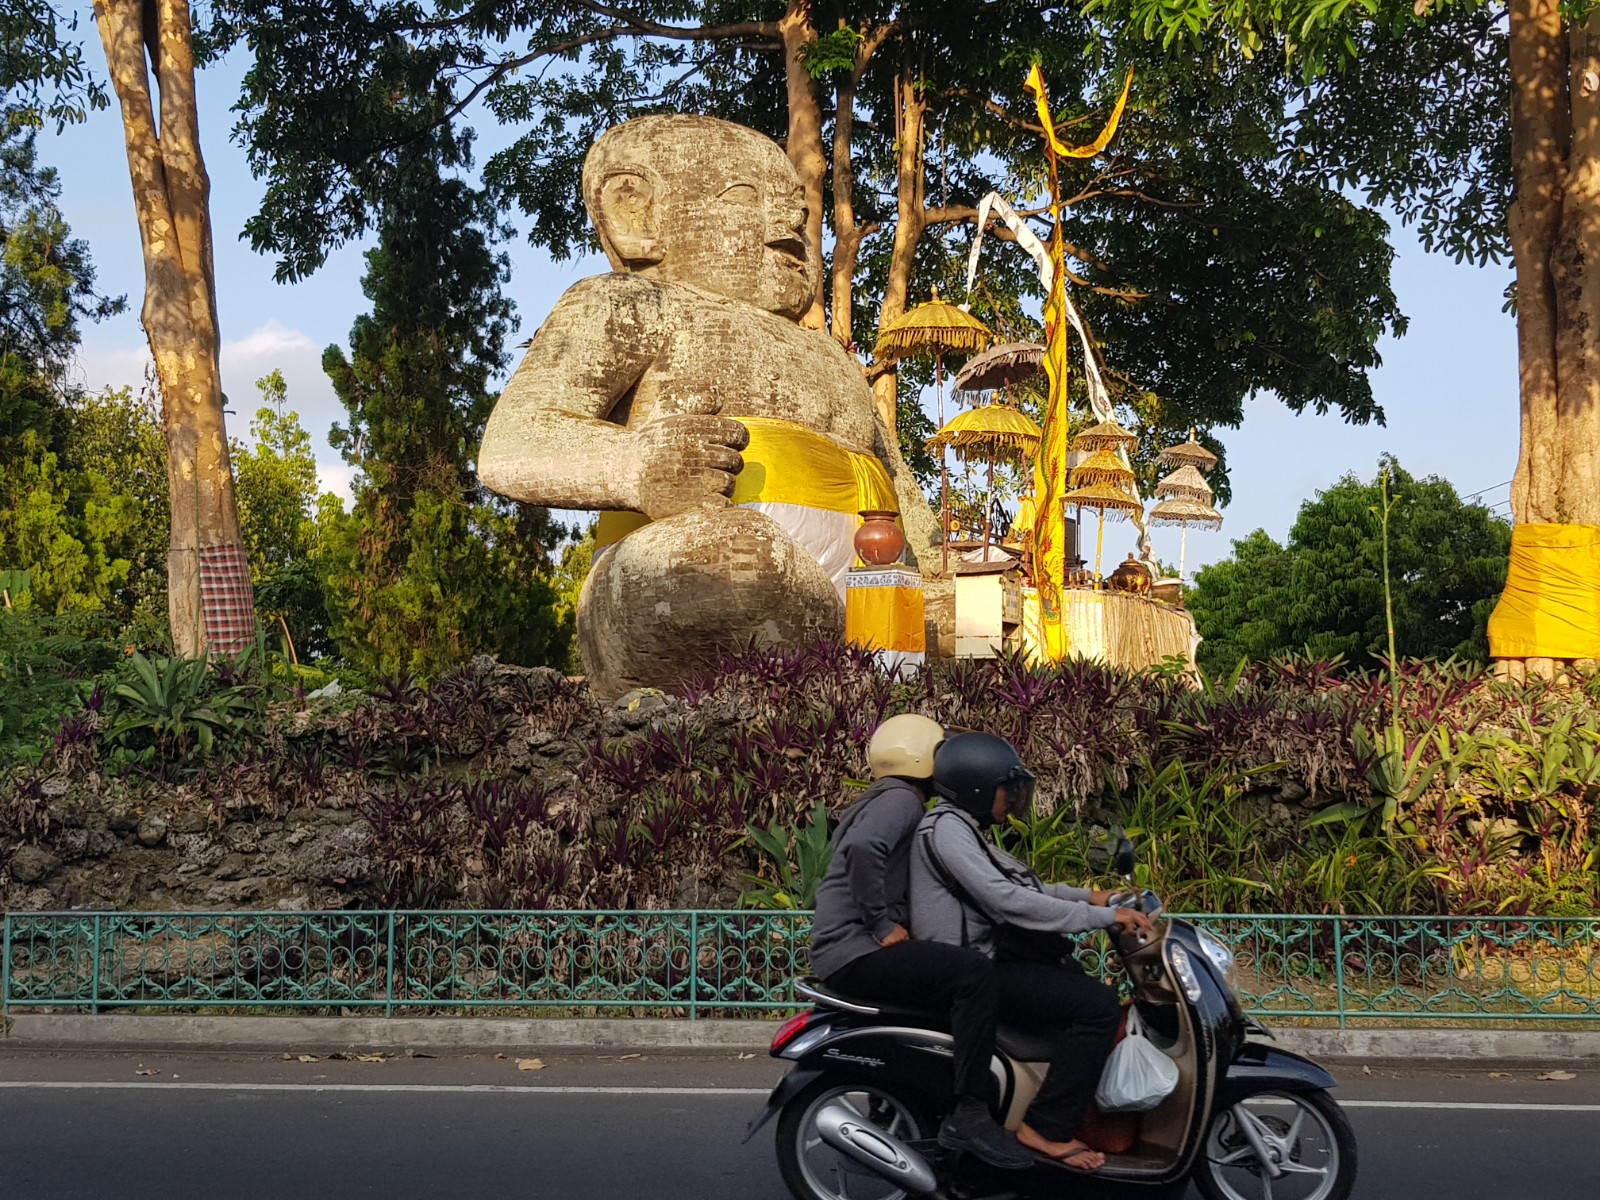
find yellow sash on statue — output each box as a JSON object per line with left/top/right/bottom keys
{"left": 594, "top": 417, "right": 898, "bottom": 549}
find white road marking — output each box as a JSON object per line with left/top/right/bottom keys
{"left": 0, "top": 1081, "right": 1597, "bottom": 1111}
{"left": 0, "top": 1081, "right": 770, "bottom": 1095}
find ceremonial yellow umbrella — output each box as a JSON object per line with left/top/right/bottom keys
{"left": 875, "top": 292, "right": 994, "bottom": 572}
{"left": 1061, "top": 481, "right": 1143, "bottom": 579}
{"left": 926, "top": 405, "right": 1043, "bottom": 557}
{"left": 1073, "top": 418, "right": 1140, "bottom": 453}
{"left": 1152, "top": 448, "right": 1221, "bottom": 578}
{"left": 1067, "top": 442, "right": 1140, "bottom": 580}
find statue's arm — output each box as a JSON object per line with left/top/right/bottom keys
{"left": 478, "top": 275, "right": 666, "bottom": 510}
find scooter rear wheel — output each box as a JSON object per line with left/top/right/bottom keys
{"left": 775, "top": 1076, "right": 937, "bottom": 1200}
{"left": 1193, "top": 1087, "right": 1357, "bottom": 1200}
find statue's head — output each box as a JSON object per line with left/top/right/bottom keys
{"left": 583, "top": 115, "right": 814, "bottom": 321}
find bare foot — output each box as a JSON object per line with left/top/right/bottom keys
{"left": 1016, "top": 1123, "right": 1107, "bottom": 1171}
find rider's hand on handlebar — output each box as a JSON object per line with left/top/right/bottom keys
{"left": 876, "top": 923, "right": 910, "bottom": 947}
{"left": 1111, "top": 908, "right": 1157, "bottom": 940}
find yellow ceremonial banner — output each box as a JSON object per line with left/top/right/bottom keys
{"left": 595, "top": 417, "right": 899, "bottom": 548}
{"left": 846, "top": 568, "right": 927, "bottom": 654}
{"left": 1487, "top": 523, "right": 1600, "bottom": 660}
{"left": 1025, "top": 64, "right": 1133, "bottom": 161}
{"left": 1019, "top": 64, "right": 1133, "bottom": 663}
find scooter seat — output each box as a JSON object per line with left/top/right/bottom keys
{"left": 994, "top": 1023, "right": 1058, "bottom": 1063}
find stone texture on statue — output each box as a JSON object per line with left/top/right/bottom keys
{"left": 479, "top": 114, "right": 915, "bottom": 699}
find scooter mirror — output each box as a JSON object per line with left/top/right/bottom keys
{"left": 1113, "top": 837, "right": 1136, "bottom": 878}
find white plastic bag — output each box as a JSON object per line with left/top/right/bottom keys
{"left": 1094, "top": 1006, "right": 1179, "bottom": 1112}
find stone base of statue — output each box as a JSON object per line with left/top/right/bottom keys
{"left": 579, "top": 507, "right": 844, "bottom": 700}
{"left": 845, "top": 566, "right": 926, "bottom": 677}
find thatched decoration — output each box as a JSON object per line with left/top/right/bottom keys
{"left": 952, "top": 342, "right": 1044, "bottom": 400}
{"left": 1069, "top": 449, "right": 1137, "bottom": 488}
{"left": 1156, "top": 428, "right": 1219, "bottom": 472}
{"left": 1072, "top": 418, "right": 1139, "bottom": 452}
{"left": 1148, "top": 497, "right": 1223, "bottom": 530}
{"left": 874, "top": 297, "right": 993, "bottom": 363}
{"left": 1154, "top": 463, "right": 1214, "bottom": 503}
{"left": 1061, "top": 481, "right": 1144, "bottom": 517}
{"left": 926, "top": 405, "right": 1043, "bottom": 465}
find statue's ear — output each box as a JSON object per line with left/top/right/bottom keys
{"left": 593, "top": 169, "right": 662, "bottom": 268}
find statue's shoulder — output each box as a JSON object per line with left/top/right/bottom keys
{"left": 554, "top": 271, "right": 671, "bottom": 314}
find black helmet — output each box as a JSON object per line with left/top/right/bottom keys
{"left": 932, "top": 732, "right": 1037, "bottom": 826}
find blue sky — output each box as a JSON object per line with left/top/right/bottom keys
{"left": 39, "top": 39, "right": 1519, "bottom": 575}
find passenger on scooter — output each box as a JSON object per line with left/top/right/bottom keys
{"left": 911, "top": 731, "right": 1158, "bottom": 1172}
{"left": 807, "top": 714, "right": 1034, "bottom": 1171}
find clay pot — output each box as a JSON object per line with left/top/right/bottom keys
{"left": 855, "top": 510, "right": 907, "bottom": 566}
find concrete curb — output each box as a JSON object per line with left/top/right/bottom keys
{"left": 3, "top": 1014, "right": 1598, "bottom": 1063}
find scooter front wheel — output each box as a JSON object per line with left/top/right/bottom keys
{"left": 775, "top": 1076, "right": 937, "bottom": 1200}
{"left": 1193, "top": 1087, "right": 1356, "bottom": 1200}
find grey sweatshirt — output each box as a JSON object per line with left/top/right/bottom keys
{"left": 807, "top": 778, "right": 926, "bottom": 980}
{"left": 909, "top": 801, "right": 1119, "bottom": 958}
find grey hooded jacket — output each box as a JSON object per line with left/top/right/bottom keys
{"left": 909, "top": 801, "right": 1118, "bottom": 958}
{"left": 807, "top": 778, "right": 927, "bottom": 980}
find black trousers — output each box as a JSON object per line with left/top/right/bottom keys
{"left": 995, "top": 958, "right": 1122, "bottom": 1142}
{"left": 823, "top": 941, "right": 998, "bottom": 1106}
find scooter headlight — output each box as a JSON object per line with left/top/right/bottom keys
{"left": 1196, "top": 929, "right": 1236, "bottom": 985}
{"left": 1167, "top": 942, "right": 1203, "bottom": 1002}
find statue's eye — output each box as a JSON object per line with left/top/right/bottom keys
{"left": 719, "top": 183, "right": 760, "bottom": 205}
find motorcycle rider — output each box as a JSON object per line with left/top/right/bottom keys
{"left": 808, "top": 714, "right": 1033, "bottom": 1171}
{"left": 911, "top": 731, "right": 1157, "bottom": 1171}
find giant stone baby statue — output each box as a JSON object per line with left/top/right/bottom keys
{"left": 479, "top": 115, "right": 908, "bottom": 699}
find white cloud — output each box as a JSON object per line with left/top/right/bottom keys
{"left": 316, "top": 460, "right": 359, "bottom": 506}
{"left": 72, "top": 320, "right": 351, "bottom": 462}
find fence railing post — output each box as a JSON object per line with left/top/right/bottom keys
{"left": 1333, "top": 916, "right": 1347, "bottom": 1029}
{"left": 90, "top": 914, "right": 102, "bottom": 1015}
{"left": 1, "top": 912, "right": 11, "bottom": 1020}
{"left": 385, "top": 912, "right": 397, "bottom": 1018}
{"left": 688, "top": 911, "right": 700, "bottom": 1022}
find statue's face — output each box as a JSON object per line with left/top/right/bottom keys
{"left": 587, "top": 119, "right": 816, "bottom": 321}
{"left": 662, "top": 152, "right": 813, "bottom": 320}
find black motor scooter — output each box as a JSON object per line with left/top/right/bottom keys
{"left": 745, "top": 844, "right": 1357, "bottom": 1200}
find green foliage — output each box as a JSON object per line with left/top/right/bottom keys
{"left": 232, "top": 371, "right": 333, "bottom": 657}
{"left": 0, "top": 605, "right": 116, "bottom": 758}
{"left": 740, "top": 800, "right": 836, "bottom": 911}
{"left": 205, "top": 1, "right": 1407, "bottom": 488}
{"left": 318, "top": 117, "right": 571, "bottom": 678}
{"left": 1, "top": 2, "right": 108, "bottom": 130}
{"left": 1093, "top": 0, "right": 1512, "bottom": 267}
{"left": 1188, "top": 459, "right": 1511, "bottom": 674}
{"left": 1, "top": 122, "right": 122, "bottom": 453}
{"left": 0, "top": 389, "right": 169, "bottom": 631}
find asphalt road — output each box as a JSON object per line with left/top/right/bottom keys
{"left": 0, "top": 1049, "right": 1594, "bottom": 1200}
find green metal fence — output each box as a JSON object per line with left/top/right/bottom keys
{"left": 3, "top": 911, "right": 1598, "bottom": 1025}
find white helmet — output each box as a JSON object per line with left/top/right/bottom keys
{"left": 867, "top": 713, "right": 946, "bottom": 781}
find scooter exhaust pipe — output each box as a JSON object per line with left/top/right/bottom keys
{"left": 813, "top": 1102, "right": 939, "bottom": 1195}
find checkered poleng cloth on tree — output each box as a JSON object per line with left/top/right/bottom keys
{"left": 198, "top": 544, "right": 256, "bottom": 655}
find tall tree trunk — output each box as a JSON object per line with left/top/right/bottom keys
{"left": 94, "top": 0, "right": 253, "bottom": 657}
{"left": 1509, "top": 0, "right": 1572, "bottom": 522}
{"left": 830, "top": 74, "right": 865, "bottom": 346}
{"left": 1551, "top": 14, "right": 1600, "bottom": 523}
{"left": 874, "top": 69, "right": 929, "bottom": 433}
{"left": 779, "top": 1, "right": 827, "bottom": 330}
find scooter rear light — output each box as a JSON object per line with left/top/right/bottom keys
{"left": 770, "top": 1009, "right": 816, "bottom": 1054}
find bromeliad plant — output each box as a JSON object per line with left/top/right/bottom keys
{"left": 739, "top": 799, "right": 836, "bottom": 910}
{"left": 102, "top": 651, "right": 266, "bottom": 765}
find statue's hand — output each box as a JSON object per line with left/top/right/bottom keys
{"left": 633, "top": 414, "right": 751, "bottom": 520}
